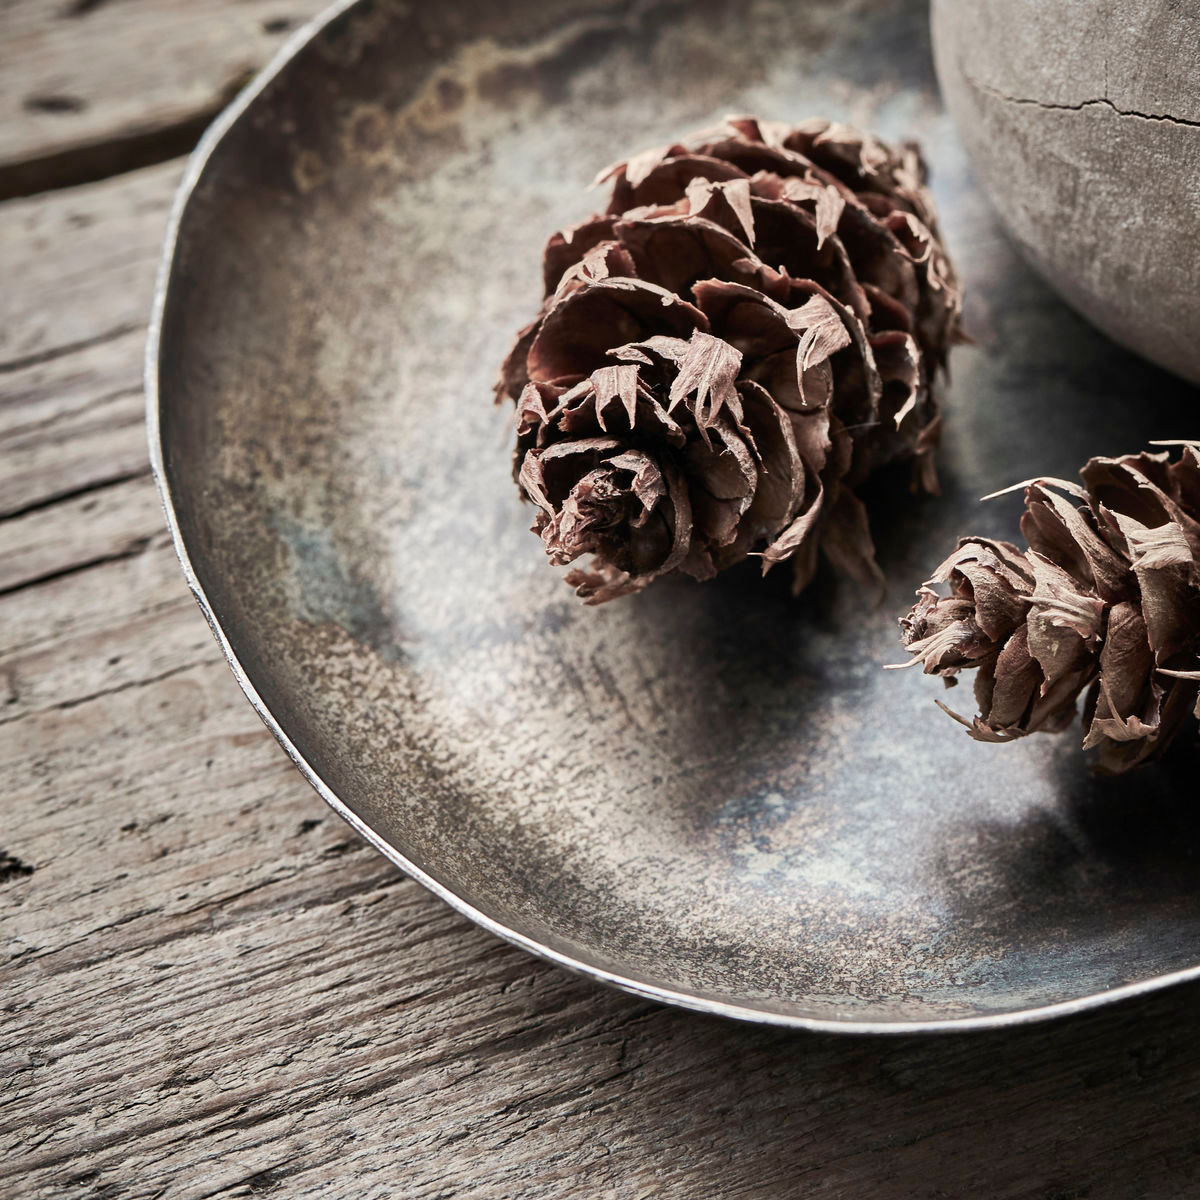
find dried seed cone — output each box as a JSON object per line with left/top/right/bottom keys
{"left": 496, "top": 115, "right": 962, "bottom": 603}
{"left": 901, "top": 445, "right": 1200, "bottom": 772}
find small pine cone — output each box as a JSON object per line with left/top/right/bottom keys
{"left": 900, "top": 445, "right": 1200, "bottom": 773}
{"left": 496, "top": 115, "right": 962, "bottom": 603}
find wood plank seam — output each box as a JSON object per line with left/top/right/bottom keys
{"left": 0, "top": 321, "right": 143, "bottom": 376}
{"left": 0, "top": 532, "right": 154, "bottom": 599}
{"left": 0, "top": 653, "right": 212, "bottom": 730}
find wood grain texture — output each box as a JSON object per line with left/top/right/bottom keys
{"left": 0, "top": 161, "right": 181, "bottom": 368}
{"left": 0, "top": 163, "right": 182, "bottom": 515}
{"left": 4, "top": 0, "right": 1200, "bottom": 1195}
{"left": 0, "top": 0, "right": 330, "bottom": 199}
{"left": 0, "top": 474, "right": 165, "bottom": 594}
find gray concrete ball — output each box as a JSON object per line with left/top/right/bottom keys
{"left": 932, "top": 0, "right": 1200, "bottom": 385}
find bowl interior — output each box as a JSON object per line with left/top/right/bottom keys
{"left": 156, "top": 0, "right": 1200, "bottom": 1027}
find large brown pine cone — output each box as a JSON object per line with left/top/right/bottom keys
{"left": 900, "top": 445, "right": 1200, "bottom": 773}
{"left": 496, "top": 115, "right": 962, "bottom": 603}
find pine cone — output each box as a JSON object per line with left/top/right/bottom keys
{"left": 496, "top": 115, "right": 962, "bottom": 603}
{"left": 899, "top": 444, "right": 1200, "bottom": 772}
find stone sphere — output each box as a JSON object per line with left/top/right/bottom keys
{"left": 932, "top": 0, "right": 1200, "bottom": 385}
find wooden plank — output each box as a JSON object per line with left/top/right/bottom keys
{"left": 0, "top": 0, "right": 329, "bottom": 199}
{"left": 0, "top": 388, "right": 149, "bottom": 520}
{"left": 0, "top": 326, "right": 144, "bottom": 440}
{"left": 0, "top": 473, "right": 166, "bottom": 594}
{"left": 0, "top": 163, "right": 182, "bottom": 513}
{"left": 0, "top": 536, "right": 213, "bottom": 723}
{"left": 0, "top": 160, "right": 182, "bottom": 367}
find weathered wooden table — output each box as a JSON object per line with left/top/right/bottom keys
{"left": 5, "top": 3, "right": 1200, "bottom": 1196}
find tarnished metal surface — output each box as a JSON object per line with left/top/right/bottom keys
{"left": 149, "top": 0, "right": 1200, "bottom": 1030}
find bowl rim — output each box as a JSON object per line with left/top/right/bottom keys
{"left": 145, "top": 0, "right": 1200, "bottom": 1034}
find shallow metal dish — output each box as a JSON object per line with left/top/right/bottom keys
{"left": 148, "top": 0, "right": 1200, "bottom": 1032}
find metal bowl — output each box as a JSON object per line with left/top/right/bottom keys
{"left": 148, "top": 0, "right": 1200, "bottom": 1031}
